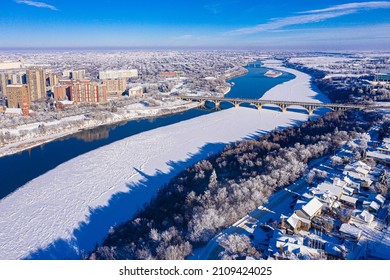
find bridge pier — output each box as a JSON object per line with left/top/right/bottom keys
{"left": 215, "top": 101, "right": 221, "bottom": 110}
{"left": 280, "top": 104, "right": 287, "bottom": 113}
{"left": 234, "top": 102, "right": 240, "bottom": 108}
{"left": 257, "top": 104, "right": 262, "bottom": 110}
{"left": 307, "top": 105, "right": 315, "bottom": 116}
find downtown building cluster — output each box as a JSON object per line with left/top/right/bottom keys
{"left": 0, "top": 60, "right": 140, "bottom": 115}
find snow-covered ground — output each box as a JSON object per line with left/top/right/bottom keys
{"left": 0, "top": 66, "right": 329, "bottom": 260}
{"left": 262, "top": 60, "right": 330, "bottom": 103}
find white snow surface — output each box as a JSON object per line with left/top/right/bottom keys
{"left": 0, "top": 66, "right": 327, "bottom": 260}
{"left": 262, "top": 60, "right": 330, "bottom": 103}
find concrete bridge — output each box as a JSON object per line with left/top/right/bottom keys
{"left": 178, "top": 95, "right": 370, "bottom": 115}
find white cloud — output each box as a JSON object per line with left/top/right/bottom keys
{"left": 300, "top": 1, "right": 390, "bottom": 14}
{"left": 15, "top": 0, "right": 58, "bottom": 11}
{"left": 230, "top": 1, "right": 390, "bottom": 35}
{"left": 231, "top": 11, "right": 352, "bottom": 35}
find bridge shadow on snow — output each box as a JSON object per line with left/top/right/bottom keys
{"left": 26, "top": 124, "right": 304, "bottom": 260}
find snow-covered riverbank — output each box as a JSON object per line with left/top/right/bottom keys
{"left": 0, "top": 66, "right": 330, "bottom": 259}
{"left": 0, "top": 100, "right": 198, "bottom": 159}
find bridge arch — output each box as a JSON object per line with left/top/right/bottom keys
{"left": 284, "top": 104, "right": 311, "bottom": 115}
{"left": 237, "top": 102, "right": 261, "bottom": 110}
{"left": 260, "top": 103, "right": 285, "bottom": 113}
{"left": 311, "top": 106, "right": 335, "bottom": 115}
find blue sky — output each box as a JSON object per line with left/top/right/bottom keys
{"left": 0, "top": 0, "right": 389, "bottom": 50}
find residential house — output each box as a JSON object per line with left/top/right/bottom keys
{"left": 363, "top": 200, "right": 381, "bottom": 213}
{"left": 295, "top": 197, "right": 323, "bottom": 220}
{"left": 286, "top": 213, "right": 311, "bottom": 233}
{"left": 339, "top": 223, "right": 362, "bottom": 241}
{"left": 340, "top": 195, "right": 358, "bottom": 208}
{"left": 368, "top": 194, "right": 386, "bottom": 207}
{"left": 351, "top": 210, "right": 375, "bottom": 225}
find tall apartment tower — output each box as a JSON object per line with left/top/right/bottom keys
{"left": 26, "top": 67, "right": 46, "bottom": 101}
{"left": 6, "top": 84, "right": 30, "bottom": 109}
{"left": 0, "top": 72, "right": 9, "bottom": 97}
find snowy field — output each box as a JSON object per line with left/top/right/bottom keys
{"left": 0, "top": 66, "right": 328, "bottom": 260}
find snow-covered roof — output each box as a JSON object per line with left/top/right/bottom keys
{"left": 287, "top": 213, "right": 300, "bottom": 229}
{"left": 313, "top": 182, "right": 343, "bottom": 198}
{"left": 355, "top": 167, "right": 369, "bottom": 176}
{"left": 363, "top": 200, "right": 381, "bottom": 212}
{"left": 340, "top": 195, "right": 358, "bottom": 205}
{"left": 345, "top": 162, "right": 371, "bottom": 176}
{"left": 301, "top": 192, "right": 314, "bottom": 201}
{"left": 286, "top": 213, "right": 310, "bottom": 229}
{"left": 352, "top": 161, "right": 371, "bottom": 171}
{"left": 301, "top": 197, "right": 323, "bottom": 218}
{"left": 378, "top": 143, "right": 390, "bottom": 151}
{"left": 367, "top": 151, "right": 390, "bottom": 161}
{"left": 368, "top": 194, "right": 386, "bottom": 205}
{"left": 339, "top": 223, "right": 362, "bottom": 240}
{"left": 58, "top": 100, "right": 74, "bottom": 105}
{"left": 342, "top": 186, "right": 355, "bottom": 196}
{"left": 355, "top": 210, "right": 374, "bottom": 224}
{"left": 4, "top": 108, "right": 22, "bottom": 114}
{"left": 383, "top": 138, "right": 390, "bottom": 144}
{"left": 343, "top": 171, "right": 372, "bottom": 185}
{"left": 6, "top": 84, "right": 23, "bottom": 88}
{"left": 333, "top": 177, "right": 347, "bottom": 188}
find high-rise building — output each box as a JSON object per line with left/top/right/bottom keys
{"left": 103, "top": 78, "right": 127, "bottom": 95}
{"left": 99, "top": 69, "right": 138, "bottom": 80}
{"left": 0, "top": 72, "right": 9, "bottom": 97}
{"left": 26, "top": 67, "right": 46, "bottom": 101}
{"left": 47, "top": 73, "right": 59, "bottom": 87}
{"left": 62, "top": 70, "right": 86, "bottom": 80}
{"left": 53, "top": 84, "right": 71, "bottom": 100}
{"left": 10, "top": 72, "right": 26, "bottom": 85}
{"left": 0, "top": 71, "right": 27, "bottom": 97}
{"left": 6, "top": 84, "right": 30, "bottom": 109}
{"left": 70, "top": 80, "right": 107, "bottom": 104}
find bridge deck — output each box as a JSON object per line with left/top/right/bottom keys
{"left": 179, "top": 95, "right": 366, "bottom": 109}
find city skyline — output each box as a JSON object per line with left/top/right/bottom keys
{"left": 0, "top": 0, "right": 390, "bottom": 50}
